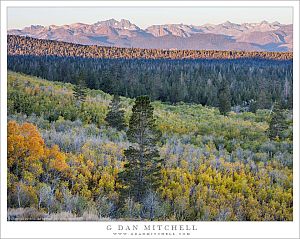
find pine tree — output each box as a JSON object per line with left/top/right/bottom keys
{"left": 118, "top": 96, "right": 163, "bottom": 213}
{"left": 105, "top": 95, "right": 126, "bottom": 131}
{"left": 268, "top": 102, "right": 288, "bottom": 140}
{"left": 73, "top": 72, "right": 87, "bottom": 103}
{"left": 218, "top": 80, "right": 231, "bottom": 115}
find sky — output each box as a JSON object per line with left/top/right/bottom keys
{"left": 7, "top": 7, "right": 293, "bottom": 29}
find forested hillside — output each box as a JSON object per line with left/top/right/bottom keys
{"left": 8, "top": 71, "right": 293, "bottom": 221}
{"left": 8, "top": 35, "right": 293, "bottom": 60}
{"left": 7, "top": 35, "right": 293, "bottom": 111}
{"left": 8, "top": 55, "right": 293, "bottom": 110}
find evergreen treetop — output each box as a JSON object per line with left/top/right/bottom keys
{"left": 73, "top": 72, "right": 87, "bottom": 103}
{"left": 218, "top": 79, "right": 231, "bottom": 115}
{"left": 105, "top": 95, "right": 126, "bottom": 131}
{"left": 268, "top": 102, "right": 288, "bottom": 140}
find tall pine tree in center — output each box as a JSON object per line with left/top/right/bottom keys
{"left": 73, "top": 72, "right": 87, "bottom": 104}
{"left": 118, "top": 96, "right": 163, "bottom": 215}
{"left": 218, "top": 79, "right": 231, "bottom": 115}
{"left": 268, "top": 102, "right": 288, "bottom": 140}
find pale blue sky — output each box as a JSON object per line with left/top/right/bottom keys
{"left": 8, "top": 7, "right": 293, "bottom": 29}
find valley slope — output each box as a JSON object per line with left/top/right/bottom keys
{"left": 7, "top": 71, "right": 293, "bottom": 221}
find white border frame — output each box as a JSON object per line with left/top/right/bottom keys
{"left": 1, "top": 1, "right": 299, "bottom": 238}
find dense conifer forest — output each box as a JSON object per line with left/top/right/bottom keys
{"left": 8, "top": 35, "right": 293, "bottom": 111}
{"left": 8, "top": 55, "right": 292, "bottom": 110}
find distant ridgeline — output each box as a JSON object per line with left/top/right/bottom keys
{"left": 8, "top": 35, "right": 293, "bottom": 60}
{"left": 7, "top": 35, "right": 293, "bottom": 110}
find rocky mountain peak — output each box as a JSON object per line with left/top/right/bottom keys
{"left": 7, "top": 19, "right": 293, "bottom": 52}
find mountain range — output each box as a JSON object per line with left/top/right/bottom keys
{"left": 8, "top": 19, "right": 293, "bottom": 52}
